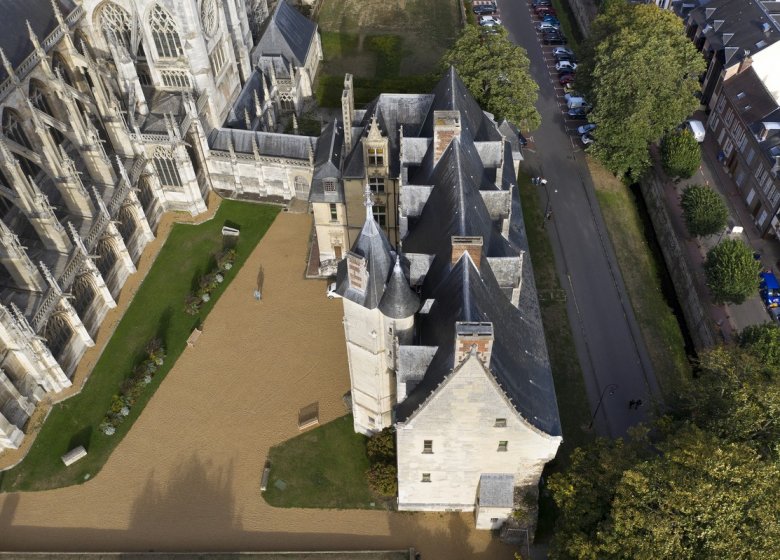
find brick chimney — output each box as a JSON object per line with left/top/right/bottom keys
{"left": 451, "top": 236, "right": 483, "bottom": 268}
{"left": 454, "top": 322, "right": 494, "bottom": 366}
{"left": 433, "top": 110, "right": 461, "bottom": 165}
{"left": 346, "top": 251, "right": 368, "bottom": 293}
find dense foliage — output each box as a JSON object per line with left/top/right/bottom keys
{"left": 680, "top": 184, "right": 728, "bottom": 237}
{"left": 441, "top": 26, "right": 540, "bottom": 130}
{"left": 582, "top": 0, "right": 705, "bottom": 180}
{"left": 365, "top": 427, "right": 398, "bottom": 498}
{"left": 548, "top": 339, "right": 780, "bottom": 559}
{"left": 704, "top": 238, "right": 761, "bottom": 304}
{"left": 661, "top": 129, "right": 701, "bottom": 178}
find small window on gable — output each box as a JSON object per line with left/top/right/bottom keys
{"left": 324, "top": 180, "right": 337, "bottom": 193}
{"left": 421, "top": 473, "right": 431, "bottom": 483}
{"left": 494, "top": 418, "right": 507, "bottom": 428}
{"left": 368, "top": 146, "right": 384, "bottom": 166}
{"left": 423, "top": 440, "right": 433, "bottom": 454}
{"left": 498, "top": 441, "right": 508, "bottom": 452}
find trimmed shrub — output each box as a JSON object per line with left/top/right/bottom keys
{"left": 704, "top": 238, "right": 762, "bottom": 304}
{"left": 661, "top": 129, "right": 701, "bottom": 179}
{"left": 681, "top": 185, "right": 728, "bottom": 237}
{"left": 366, "top": 462, "right": 398, "bottom": 497}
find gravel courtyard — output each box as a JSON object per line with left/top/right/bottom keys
{"left": 0, "top": 211, "right": 515, "bottom": 560}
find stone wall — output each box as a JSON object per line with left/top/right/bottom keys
{"left": 565, "top": 0, "right": 599, "bottom": 38}
{"left": 639, "top": 175, "right": 719, "bottom": 350}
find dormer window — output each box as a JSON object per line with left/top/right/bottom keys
{"left": 324, "top": 180, "right": 337, "bottom": 193}
{"left": 369, "top": 176, "right": 385, "bottom": 193}
{"left": 368, "top": 147, "right": 384, "bottom": 166}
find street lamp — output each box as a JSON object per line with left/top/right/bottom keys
{"left": 587, "top": 383, "right": 618, "bottom": 430}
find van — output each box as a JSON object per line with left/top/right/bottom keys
{"left": 685, "top": 119, "right": 706, "bottom": 142}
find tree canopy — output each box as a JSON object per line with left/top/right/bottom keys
{"left": 680, "top": 184, "right": 728, "bottom": 237}
{"left": 704, "top": 238, "right": 761, "bottom": 304}
{"left": 583, "top": 0, "right": 705, "bottom": 180}
{"left": 441, "top": 26, "right": 540, "bottom": 131}
{"left": 661, "top": 129, "right": 701, "bottom": 178}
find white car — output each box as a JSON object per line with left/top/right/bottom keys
{"left": 326, "top": 282, "right": 342, "bottom": 299}
{"left": 581, "top": 133, "right": 595, "bottom": 146}
{"left": 555, "top": 60, "right": 577, "bottom": 72}
{"left": 536, "top": 21, "right": 560, "bottom": 31}
{"left": 479, "top": 15, "right": 502, "bottom": 26}
{"left": 552, "top": 46, "right": 575, "bottom": 58}
{"left": 577, "top": 123, "right": 596, "bottom": 134}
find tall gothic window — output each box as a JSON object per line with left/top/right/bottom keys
{"left": 98, "top": 1, "right": 132, "bottom": 53}
{"left": 149, "top": 5, "right": 183, "bottom": 59}
{"left": 51, "top": 52, "right": 75, "bottom": 87}
{"left": 2, "top": 109, "right": 32, "bottom": 150}
{"left": 72, "top": 274, "right": 95, "bottom": 317}
{"left": 153, "top": 147, "right": 182, "bottom": 188}
{"left": 96, "top": 238, "right": 117, "bottom": 277}
{"left": 30, "top": 81, "right": 54, "bottom": 117}
{"left": 44, "top": 313, "right": 72, "bottom": 363}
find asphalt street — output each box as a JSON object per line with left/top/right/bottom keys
{"left": 495, "top": 0, "right": 661, "bottom": 437}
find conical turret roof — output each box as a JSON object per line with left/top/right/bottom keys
{"left": 379, "top": 256, "right": 419, "bottom": 319}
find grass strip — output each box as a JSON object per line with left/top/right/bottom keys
{"left": 1, "top": 201, "right": 279, "bottom": 492}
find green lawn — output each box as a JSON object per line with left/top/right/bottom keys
{"left": 588, "top": 160, "right": 691, "bottom": 398}
{"left": 263, "top": 415, "right": 386, "bottom": 509}
{"left": 0, "top": 201, "right": 279, "bottom": 492}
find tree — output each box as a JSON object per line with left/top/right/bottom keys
{"left": 365, "top": 462, "right": 397, "bottom": 497}
{"left": 366, "top": 427, "right": 395, "bottom": 463}
{"left": 680, "top": 184, "right": 728, "bottom": 237}
{"left": 739, "top": 323, "right": 780, "bottom": 375}
{"left": 704, "top": 238, "right": 761, "bottom": 304}
{"left": 441, "top": 26, "right": 540, "bottom": 131}
{"left": 583, "top": 1, "right": 706, "bottom": 180}
{"left": 661, "top": 129, "right": 701, "bottom": 178}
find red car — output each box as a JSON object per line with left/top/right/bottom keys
{"left": 559, "top": 74, "right": 575, "bottom": 86}
{"left": 535, "top": 6, "right": 557, "bottom": 16}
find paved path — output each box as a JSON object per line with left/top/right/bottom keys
{"left": 498, "top": 0, "right": 661, "bottom": 436}
{"left": 0, "top": 212, "right": 514, "bottom": 559}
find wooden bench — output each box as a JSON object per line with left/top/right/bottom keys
{"left": 61, "top": 446, "right": 87, "bottom": 466}
{"left": 186, "top": 328, "right": 202, "bottom": 348}
{"left": 260, "top": 460, "right": 271, "bottom": 492}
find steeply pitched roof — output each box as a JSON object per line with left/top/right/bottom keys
{"left": 256, "top": 0, "right": 316, "bottom": 66}
{"left": 396, "top": 253, "right": 561, "bottom": 436}
{"left": 379, "top": 256, "right": 420, "bottom": 318}
{"left": 207, "top": 128, "right": 314, "bottom": 159}
{"left": 310, "top": 120, "right": 345, "bottom": 203}
{"left": 223, "top": 69, "right": 268, "bottom": 130}
{"left": 0, "top": 0, "right": 77, "bottom": 83}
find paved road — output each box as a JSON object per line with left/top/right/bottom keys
{"left": 497, "top": 0, "right": 661, "bottom": 437}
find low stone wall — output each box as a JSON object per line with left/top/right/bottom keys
{"left": 562, "top": 0, "right": 598, "bottom": 38}
{"left": 639, "top": 175, "right": 719, "bottom": 350}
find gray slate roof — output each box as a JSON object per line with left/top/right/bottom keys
{"left": 335, "top": 208, "right": 396, "bottom": 309}
{"left": 395, "top": 253, "right": 561, "bottom": 437}
{"left": 309, "top": 120, "right": 345, "bottom": 203}
{"left": 0, "top": 0, "right": 76, "bottom": 83}
{"left": 255, "top": 0, "right": 316, "bottom": 66}
{"left": 478, "top": 473, "right": 515, "bottom": 508}
{"left": 379, "top": 256, "right": 420, "bottom": 318}
{"left": 208, "top": 128, "right": 314, "bottom": 159}
{"left": 224, "top": 69, "right": 268, "bottom": 130}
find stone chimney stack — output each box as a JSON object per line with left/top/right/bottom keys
{"left": 451, "top": 236, "right": 483, "bottom": 268}
{"left": 346, "top": 251, "right": 368, "bottom": 293}
{"left": 433, "top": 110, "right": 461, "bottom": 165}
{"left": 342, "top": 74, "right": 355, "bottom": 148}
{"left": 454, "top": 322, "right": 494, "bottom": 367}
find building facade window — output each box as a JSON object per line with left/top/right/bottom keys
{"left": 372, "top": 205, "right": 386, "bottom": 227}
{"left": 421, "top": 473, "right": 431, "bottom": 483}
{"left": 149, "top": 4, "right": 183, "bottom": 59}
{"left": 209, "top": 40, "right": 227, "bottom": 76}
{"left": 98, "top": 1, "right": 133, "bottom": 52}
{"left": 423, "top": 440, "right": 433, "bottom": 454}
{"left": 160, "top": 70, "right": 191, "bottom": 89}
{"left": 494, "top": 418, "right": 507, "bottom": 427}
{"left": 329, "top": 203, "right": 338, "bottom": 221}
{"left": 2, "top": 109, "right": 32, "bottom": 150}
{"left": 498, "top": 441, "right": 508, "bottom": 452}
{"left": 324, "top": 180, "right": 337, "bottom": 193}
{"left": 368, "top": 176, "right": 385, "bottom": 193}
{"left": 153, "top": 147, "right": 182, "bottom": 188}
{"left": 368, "top": 146, "right": 384, "bottom": 166}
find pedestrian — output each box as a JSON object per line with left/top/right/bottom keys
{"left": 628, "top": 399, "right": 636, "bottom": 409}
{"left": 254, "top": 289, "right": 262, "bottom": 301}
{"left": 545, "top": 210, "right": 553, "bottom": 221}
{"left": 540, "top": 178, "right": 548, "bottom": 186}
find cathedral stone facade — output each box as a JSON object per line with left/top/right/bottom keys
{"left": 323, "top": 70, "right": 562, "bottom": 530}
{"left": 0, "top": 0, "right": 321, "bottom": 451}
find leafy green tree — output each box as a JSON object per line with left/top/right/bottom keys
{"left": 739, "top": 323, "right": 780, "bottom": 374}
{"left": 583, "top": 1, "right": 705, "bottom": 180}
{"left": 441, "top": 26, "right": 540, "bottom": 131}
{"left": 366, "top": 427, "right": 395, "bottom": 463}
{"left": 365, "top": 462, "right": 397, "bottom": 497}
{"left": 704, "top": 238, "right": 761, "bottom": 304}
{"left": 661, "top": 129, "right": 701, "bottom": 178}
{"left": 680, "top": 184, "right": 728, "bottom": 237}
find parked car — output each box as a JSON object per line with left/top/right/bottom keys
{"left": 535, "top": 6, "right": 557, "bottom": 16}
{"left": 556, "top": 60, "right": 577, "bottom": 72}
{"left": 536, "top": 21, "right": 561, "bottom": 31}
{"left": 554, "top": 52, "right": 576, "bottom": 63}
{"left": 558, "top": 68, "right": 575, "bottom": 79}
{"left": 543, "top": 32, "right": 567, "bottom": 45}
{"left": 559, "top": 73, "right": 575, "bottom": 85}
{"left": 473, "top": 3, "right": 497, "bottom": 15}
{"left": 326, "top": 282, "right": 342, "bottom": 299}
{"left": 567, "top": 107, "right": 589, "bottom": 119}
{"left": 479, "top": 15, "right": 502, "bottom": 26}
{"left": 577, "top": 123, "right": 597, "bottom": 134}
{"left": 770, "top": 306, "right": 780, "bottom": 324}
{"left": 552, "top": 46, "right": 575, "bottom": 58}
{"left": 760, "top": 271, "right": 780, "bottom": 308}
{"left": 532, "top": 0, "right": 552, "bottom": 6}
{"left": 581, "top": 133, "right": 595, "bottom": 146}
{"left": 542, "top": 15, "right": 560, "bottom": 25}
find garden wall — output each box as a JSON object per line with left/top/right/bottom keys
{"left": 639, "top": 175, "right": 719, "bottom": 350}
